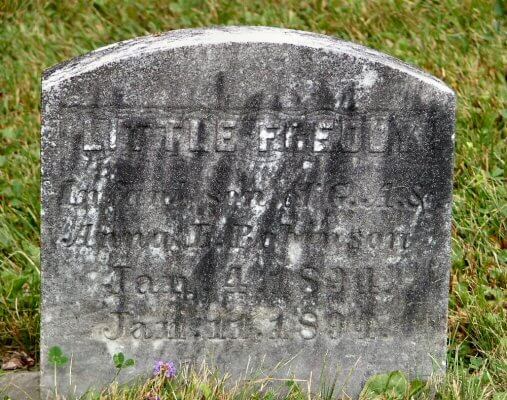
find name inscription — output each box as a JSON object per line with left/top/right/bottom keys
{"left": 45, "top": 109, "right": 429, "bottom": 157}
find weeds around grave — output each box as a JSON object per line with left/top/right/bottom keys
{"left": 41, "top": 346, "right": 506, "bottom": 399}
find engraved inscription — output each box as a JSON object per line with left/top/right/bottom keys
{"left": 99, "top": 258, "right": 441, "bottom": 341}
{"left": 52, "top": 109, "right": 430, "bottom": 155}
{"left": 50, "top": 101, "right": 445, "bottom": 346}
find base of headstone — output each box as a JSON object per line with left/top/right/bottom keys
{"left": 0, "top": 371, "right": 40, "bottom": 400}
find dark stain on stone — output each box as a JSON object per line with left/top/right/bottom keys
{"left": 272, "top": 94, "right": 283, "bottom": 111}
{"left": 215, "top": 71, "right": 227, "bottom": 110}
{"left": 209, "top": 156, "right": 233, "bottom": 203}
{"left": 239, "top": 92, "right": 263, "bottom": 137}
{"left": 196, "top": 120, "right": 207, "bottom": 151}
{"left": 193, "top": 248, "right": 217, "bottom": 306}
{"left": 339, "top": 83, "right": 356, "bottom": 111}
{"left": 314, "top": 80, "right": 335, "bottom": 110}
{"left": 191, "top": 156, "right": 234, "bottom": 307}
{"left": 122, "top": 117, "right": 150, "bottom": 154}
{"left": 106, "top": 117, "right": 153, "bottom": 248}
{"left": 290, "top": 89, "right": 302, "bottom": 106}
{"left": 115, "top": 158, "right": 141, "bottom": 185}
{"left": 112, "top": 87, "right": 126, "bottom": 108}
{"left": 401, "top": 261, "right": 435, "bottom": 334}
{"left": 66, "top": 134, "right": 81, "bottom": 173}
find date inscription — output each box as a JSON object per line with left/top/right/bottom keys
{"left": 101, "top": 258, "right": 443, "bottom": 341}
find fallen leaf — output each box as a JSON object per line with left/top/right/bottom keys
{"left": 1, "top": 351, "right": 35, "bottom": 370}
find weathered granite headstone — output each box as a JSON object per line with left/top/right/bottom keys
{"left": 41, "top": 27, "right": 455, "bottom": 397}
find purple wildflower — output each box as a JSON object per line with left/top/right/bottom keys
{"left": 153, "top": 360, "right": 177, "bottom": 378}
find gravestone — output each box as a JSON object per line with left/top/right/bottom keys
{"left": 41, "top": 27, "right": 455, "bottom": 397}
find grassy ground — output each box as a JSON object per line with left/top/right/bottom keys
{"left": 0, "top": 0, "right": 505, "bottom": 398}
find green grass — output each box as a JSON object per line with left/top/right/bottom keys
{"left": 40, "top": 356, "right": 507, "bottom": 400}
{"left": 0, "top": 0, "right": 506, "bottom": 398}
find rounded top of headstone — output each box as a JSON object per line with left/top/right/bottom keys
{"left": 43, "top": 26, "right": 454, "bottom": 97}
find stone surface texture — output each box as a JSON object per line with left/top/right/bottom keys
{"left": 0, "top": 371, "right": 40, "bottom": 400}
{"left": 41, "top": 27, "right": 455, "bottom": 397}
